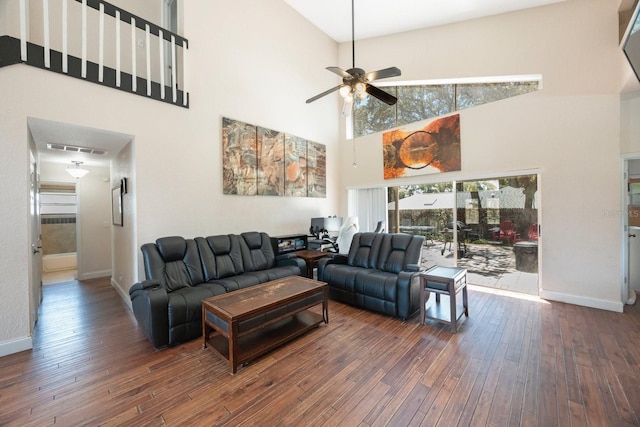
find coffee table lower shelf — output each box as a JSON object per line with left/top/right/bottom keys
{"left": 204, "top": 310, "right": 324, "bottom": 373}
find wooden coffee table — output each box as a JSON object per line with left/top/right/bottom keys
{"left": 202, "top": 276, "right": 328, "bottom": 374}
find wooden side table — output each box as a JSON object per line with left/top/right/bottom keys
{"left": 420, "top": 266, "right": 468, "bottom": 332}
{"left": 294, "top": 250, "right": 329, "bottom": 278}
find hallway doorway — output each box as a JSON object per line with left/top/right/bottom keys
{"left": 28, "top": 117, "right": 133, "bottom": 288}
{"left": 40, "top": 182, "right": 78, "bottom": 285}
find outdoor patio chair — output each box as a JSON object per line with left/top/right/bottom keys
{"left": 493, "top": 220, "right": 518, "bottom": 245}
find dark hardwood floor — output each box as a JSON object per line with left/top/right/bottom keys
{"left": 1, "top": 278, "right": 640, "bottom": 426}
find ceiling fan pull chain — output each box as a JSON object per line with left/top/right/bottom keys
{"left": 352, "top": 137, "right": 357, "bottom": 168}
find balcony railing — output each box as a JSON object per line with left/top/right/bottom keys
{"left": 0, "top": 0, "right": 189, "bottom": 107}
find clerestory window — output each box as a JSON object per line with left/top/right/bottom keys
{"left": 352, "top": 78, "right": 540, "bottom": 138}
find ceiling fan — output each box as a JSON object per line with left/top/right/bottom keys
{"left": 305, "top": 0, "right": 401, "bottom": 106}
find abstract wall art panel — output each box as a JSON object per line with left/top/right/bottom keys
{"left": 284, "top": 134, "right": 308, "bottom": 197}
{"left": 257, "top": 127, "right": 285, "bottom": 196}
{"left": 307, "top": 141, "right": 326, "bottom": 198}
{"left": 222, "top": 117, "right": 257, "bottom": 195}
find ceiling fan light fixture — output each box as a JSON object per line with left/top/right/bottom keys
{"left": 66, "top": 161, "right": 90, "bottom": 179}
{"left": 305, "top": 0, "right": 400, "bottom": 106}
{"left": 339, "top": 85, "right": 352, "bottom": 98}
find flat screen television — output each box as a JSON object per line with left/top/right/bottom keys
{"left": 623, "top": 4, "right": 640, "bottom": 82}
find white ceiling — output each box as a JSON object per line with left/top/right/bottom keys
{"left": 284, "top": 0, "right": 569, "bottom": 43}
{"left": 28, "top": 117, "right": 133, "bottom": 167}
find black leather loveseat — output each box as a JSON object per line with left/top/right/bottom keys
{"left": 129, "top": 232, "right": 305, "bottom": 348}
{"left": 317, "top": 232, "right": 424, "bottom": 319}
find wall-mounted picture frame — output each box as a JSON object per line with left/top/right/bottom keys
{"left": 112, "top": 185, "right": 123, "bottom": 226}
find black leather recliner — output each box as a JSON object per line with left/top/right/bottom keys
{"left": 317, "top": 232, "right": 424, "bottom": 319}
{"left": 195, "top": 232, "right": 305, "bottom": 292}
{"left": 129, "top": 232, "right": 305, "bottom": 348}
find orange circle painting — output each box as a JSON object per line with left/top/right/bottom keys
{"left": 383, "top": 114, "right": 461, "bottom": 179}
{"left": 398, "top": 131, "right": 437, "bottom": 169}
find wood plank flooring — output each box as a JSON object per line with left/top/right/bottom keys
{"left": 1, "top": 278, "right": 640, "bottom": 425}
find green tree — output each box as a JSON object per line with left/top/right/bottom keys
{"left": 353, "top": 88, "right": 397, "bottom": 137}
{"left": 353, "top": 80, "right": 539, "bottom": 137}
{"left": 397, "top": 85, "right": 454, "bottom": 126}
{"left": 456, "top": 81, "right": 538, "bottom": 110}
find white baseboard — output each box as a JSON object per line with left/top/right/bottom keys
{"left": 78, "top": 270, "right": 111, "bottom": 281}
{"left": 0, "top": 336, "right": 32, "bottom": 357}
{"left": 539, "top": 289, "right": 624, "bottom": 313}
{"left": 111, "top": 277, "right": 132, "bottom": 311}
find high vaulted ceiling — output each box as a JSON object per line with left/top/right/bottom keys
{"left": 284, "top": 0, "right": 569, "bottom": 43}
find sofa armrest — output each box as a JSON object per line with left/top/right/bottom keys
{"left": 129, "top": 279, "right": 162, "bottom": 294}
{"left": 396, "top": 270, "right": 422, "bottom": 319}
{"left": 275, "top": 253, "right": 307, "bottom": 276}
{"left": 321, "top": 254, "right": 348, "bottom": 265}
{"left": 317, "top": 254, "right": 348, "bottom": 281}
{"left": 129, "top": 281, "right": 170, "bottom": 348}
{"left": 405, "top": 263, "right": 425, "bottom": 273}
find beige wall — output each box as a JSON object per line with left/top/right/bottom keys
{"left": 338, "top": 0, "right": 625, "bottom": 310}
{"left": 0, "top": 0, "right": 22, "bottom": 38}
{"left": 0, "top": 0, "right": 339, "bottom": 355}
{"left": 77, "top": 165, "right": 113, "bottom": 280}
{"left": 621, "top": 91, "right": 640, "bottom": 155}
{"left": 110, "top": 141, "right": 135, "bottom": 301}
{"left": 0, "top": 102, "right": 30, "bottom": 355}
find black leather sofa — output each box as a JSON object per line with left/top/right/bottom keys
{"left": 129, "top": 232, "right": 305, "bottom": 348}
{"left": 317, "top": 232, "right": 424, "bottom": 319}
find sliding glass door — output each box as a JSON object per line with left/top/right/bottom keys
{"left": 384, "top": 173, "right": 539, "bottom": 295}
{"left": 455, "top": 175, "right": 539, "bottom": 295}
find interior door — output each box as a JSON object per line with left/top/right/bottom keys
{"left": 29, "top": 150, "right": 42, "bottom": 327}
{"left": 628, "top": 176, "right": 640, "bottom": 293}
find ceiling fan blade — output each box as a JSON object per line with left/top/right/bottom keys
{"left": 306, "top": 85, "right": 343, "bottom": 104}
{"left": 366, "top": 84, "right": 397, "bottom": 106}
{"left": 365, "top": 67, "right": 401, "bottom": 82}
{"left": 326, "top": 67, "right": 352, "bottom": 79}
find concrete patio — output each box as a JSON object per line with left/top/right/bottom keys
{"left": 420, "top": 240, "right": 539, "bottom": 295}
